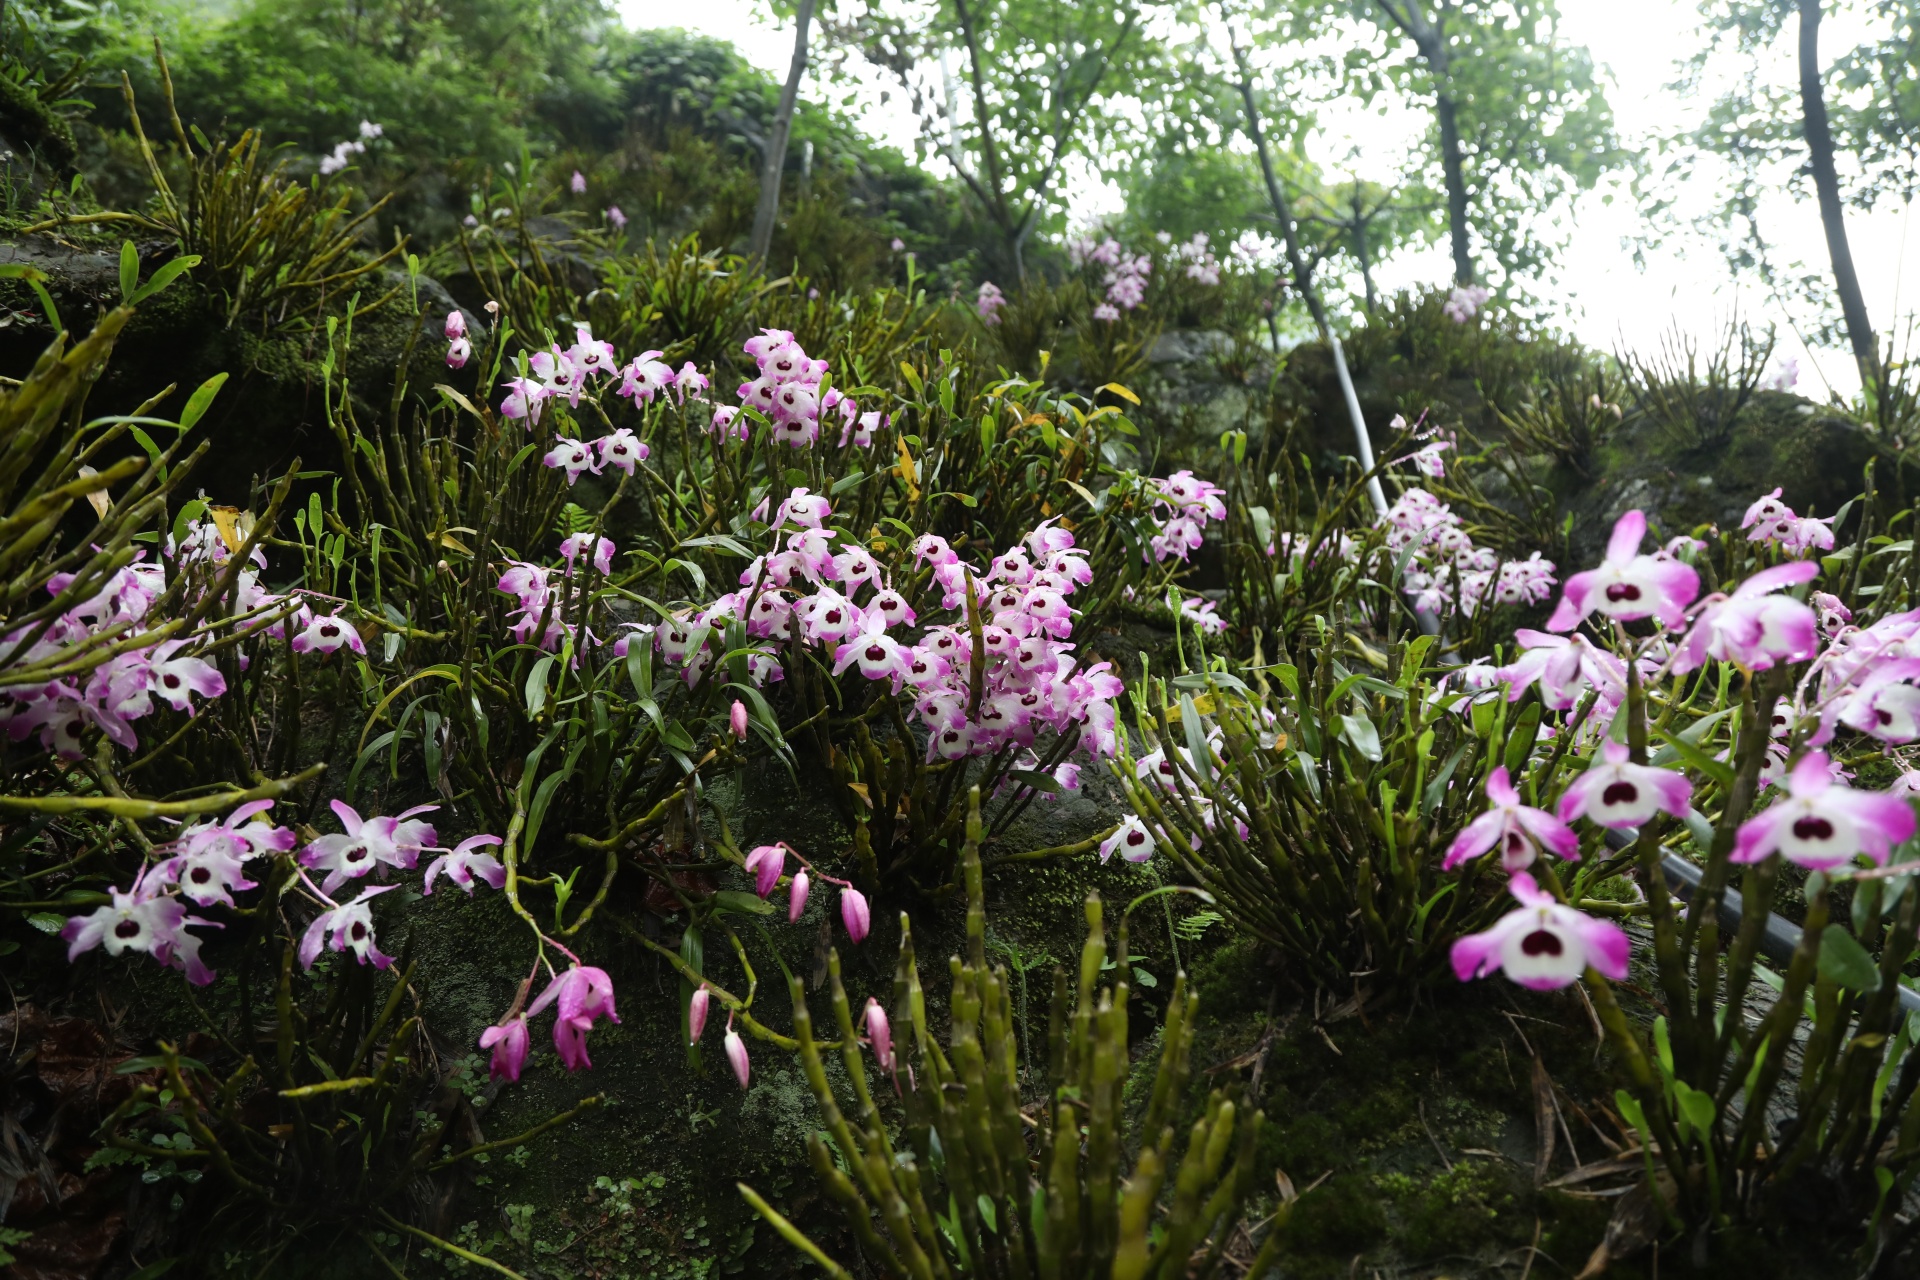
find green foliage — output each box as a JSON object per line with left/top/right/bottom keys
{"left": 1619, "top": 317, "right": 1776, "bottom": 452}
{"left": 39, "top": 53, "right": 404, "bottom": 330}
{"left": 747, "top": 789, "right": 1287, "bottom": 1278}
{"left": 0, "top": 296, "right": 197, "bottom": 711}
{"left": 1118, "top": 629, "right": 1519, "bottom": 992}
{"left": 1341, "top": 0, "right": 1629, "bottom": 286}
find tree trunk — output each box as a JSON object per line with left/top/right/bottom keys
{"left": 1352, "top": 191, "right": 1378, "bottom": 314}
{"left": 1228, "top": 35, "right": 1387, "bottom": 521}
{"left": 1797, "top": 0, "right": 1879, "bottom": 392}
{"left": 1432, "top": 86, "right": 1474, "bottom": 284}
{"left": 749, "top": 0, "right": 817, "bottom": 264}
{"left": 1377, "top": 1, "right": 1473, "bottom": 283}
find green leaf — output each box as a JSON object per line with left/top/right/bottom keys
{"left": 27, "top": 912, "right": 64, "bottom": 934}
{"left": 524, "top": 656, "right": 555, "bottom": 719}
{"left": 714, "top": 890, "right": 775, "bottom": 917}
{"left": 119, "top": 240, "right": 139, "bottom": 302}
{"left": 346, "top": 730, "right": 397, "bottom": 801}
{"left": 1130, "top": 965, "right": 1157, "bottom": 988}
{"left": 1008, "top": 767, "right": 1061, "bottom": 795}
{"left": 1819, "top": 928, "right": 1882, "bottom": 992}
{"left": 1681, "top": 807, "right": 1716, "bottom": 851}
{"left": 1181, "top": 694, "right": 1212, "bottom": 784}
{"left": 1338, "top": 713, "right": 1382, "bottom": 762}
{"left": 177, "top": 373, "right": 228, "bottom": 432}
{"left": 1672, "top": 1080, "right": 1716, "bottom": 1138}
{"left": 677, "top": 534, "right": 755, "bottom": 558}
{"left": 1504, "top": 701, "right": 1541, "bottom": 776}
{"left": 1422, "top": 743, "right": 1469, "bottom": 815}
{"left": 172, "top": 499, "right": 208, "bottom": 550}
{"left": 1614, "top": 1089, "right": 1650, "bottom": 1143}
{"left": 975, "top": 1194, "right": 997, "bottom": 1233}
{"left": 1657, "top": 730, "right": 1735, "bottom": 790}
{"left": 129, "top": 254, "right": 199, "bottom": 305}
{"left": 524, "top": 742, "right": 585, "bottom": 856}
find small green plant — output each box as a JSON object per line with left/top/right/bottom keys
{"left": 1116, "top": 629, "right": 1517, "bottom": 996}
{"left": 741, "top": 790, "right": 1286, "bottom": 1278}
{"left": 1620, "top": 316, "right": 1773, "bottom": 451}
{"left": 31, "top": 47, "right": 401, "bottom": 330}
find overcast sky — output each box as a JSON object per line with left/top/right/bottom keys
{"left": 617, "top": 0, "right": 1919, "bottom": 401}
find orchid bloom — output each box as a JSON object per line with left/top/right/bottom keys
{"left": 63, "top": 871, "right": 218, "bottom": 986}
{"left": 299, "top": 885, "right": 399, "bottom": 970}
{"left": 1450, "top": 871, "right": 1630, "bottom": 990}
{"left": 1547, "top": 510, "right": 1699, "bottom": 632}
{"left": 1672, "top": 561, "right": 1820, "bottom": 674}
{"left": 528, "top": 965, "right": 620, "bottom": 1072}
{"left": 1732, "top": 751, "right": 1917, "bottom": 870}
{"left": 594, "top": 429, "right": 648, "bottom": 476}
{"left": 422, "top": 834, "right": 507, "bottom": 896}
{"left": 292, "top": 614, "right": 365, "bottom": 656}
{"left": 1557, "top": 741, "right": 1692, "bottom": 829}
{"left": 1099, "top": 814, "right": 1157, "bottom": 864}
{"left": 1444, "top": 766, "right": 1580, "bottom": 871}
{"left": 301, "top": 800, "right": 438, "bottom": 894}
{"left": 559, "top": 532, "right": 616, "bottom": 576}
{"left": 544, "top": 438, "right": 597, "bottom": 485}
{"left": 481, "top": 1014, "right": 531, "bottom": 1082}
{"left": 145, "top": 640, "right": 227, "bottom": 711}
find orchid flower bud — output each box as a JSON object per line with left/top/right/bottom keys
{"left": 863, "top": 997, "right": 892, "bottom": 1071}
{"left": 730, "top": 699, "right": 749, "bottom": 741}
{"left": 745, "top": 844, "right": 784, "bottom": 899}
{"left": 444, "top": 309, "right": 466, "bottom": 340}
{"left": 789, "top": 868, "right": 810, "bottom": 922}
{"left": 688, "top": 984, "right": 710, "bottom": 1045}
{"left": 840, "top": 887, "right": 870, "bottom": 943}
{"left": 724, "top": 1018, "right": 751, "bottom": 1088}
{"left": 479, "top": 1014, "right": 530, "bottom": 1083}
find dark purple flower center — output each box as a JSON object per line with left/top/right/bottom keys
{"left": 1505, "top": 831, "right": 1528, "bottom": 856}
{"left": 115, "top": 919, "right": 142, "bottom": 939}
{"left": 350, "top": 922, "right": 367, "bottom": 941}
{"left": 345, "top": 844, "right": 368, "bottom": 864}
{"left": 1125, "top": 831, "right": 1147, "bottom": 847}
{"left": 1605, "top": 583, "right": 1642, "bottom": 603}
{"left": 1521, "top": 930, "right": 1564, "bottom": 957}
{"left": 1793, "top": 816, "right": 1836, "bottom": 841}
{"left": 320, "top": 624, "right": 339, "bottom": 637}
{"left": 1602, "top": 781, "right": 1639, "bottom": 806}
{"left": 191, "top": 867, "right": 211, "bottom": 884}
{"left": 163, "top": 674, "right": 181, "bottom": 689}
{"left": 865, "top": 645, "right": 887, "bottom": 662}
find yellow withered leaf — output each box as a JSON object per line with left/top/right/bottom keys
{"left": 208, "top": 505, "right": 252, "bottom": 551}
{"left": 1099, "top": 382, "right": 1141, "bottom": 405}
{"left": 76, "top": 465, "right": 110, "bottom": 518}
{"left": 893, "top": 437, "right": 921, "bottom": 500}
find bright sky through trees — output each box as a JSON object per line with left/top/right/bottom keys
{"left": 620, "top": 0, "right": 1920, "bottom": 398}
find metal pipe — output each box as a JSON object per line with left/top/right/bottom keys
{"left": 1605, "top": 829, "right": 1920, "bottom": 1015}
